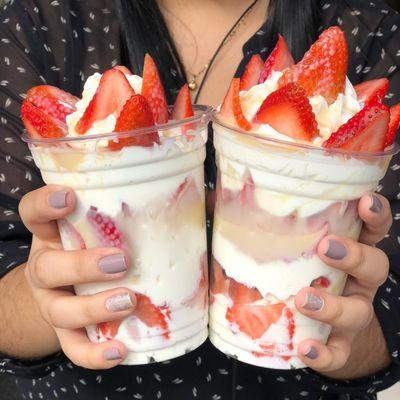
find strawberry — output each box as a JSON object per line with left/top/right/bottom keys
{"left": 141, "top": 54, "right": 169, "bottom": 124}
{"left": 211, "top": 259, "right": 229, "bottom": 295}
{"left": 76, "top": 69, "right": 135, "bottom": 134}
{"left": 57, "top": 218, "right": 86, "bottom": 250}
{"left": 240, "top": 173, "right": 255, "bottom": 206}
{"left": 114, "top": 65, "right": 133, "bottom": 75}
{"left": 240, "top": 54, "right": 264, "bottom": 91}
{"left": 385, "top": 103, "right": 400, "bottom": 147}
{"left": 87, "top": 206, "right": 124, "bottom": 248}
{"left": 226, "top": 303, "right": 285, "bottom": 339}
{"left": 97, "top": 320, "right": 122, "bottom": 340}
{"left": 172, "top": 84, "right": 194, "bottom": 119}
{"left": 255, "top": 83, "right": 319, "bottom": 141}
{"left": 229, "top": 279, "right": 262, "bottom": 304}
{"left": 258, "top": 35, "right": 294, "bottom": 83}
{"left": 109, "top": 94, "right": 159, "bottom": 150}
{"left": 21, "top": 100, "right": 67, "bottom": 138}
{"left": 354, "top": 78, "right": 389, "bottom": 105}
{"left": 311, "top": 276, "right": 331, "bottom": 289}
{"left": 220, "top": 78, "right": 251, "bottom": 131}
{"left": 323, "top": 100, "right": 389, "bottom": 151}
{"left": 279, "top": 26, "right": 348, "bottom": 104}
{"left": 133, "top": 293, "right": 169, "bottom": 332}
{"left": 26, "top": 85, "right": 78, "bottom": 122}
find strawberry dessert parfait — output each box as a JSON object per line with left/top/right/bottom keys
{"left": 21, "top": 56, "right": 211, "bottom": 365}
{"left": 209, "top": 27, "right": 400, "bottom": 369}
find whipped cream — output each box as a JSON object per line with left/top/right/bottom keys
{"left": 239, "top": 71, "right": 362, "bottom": 145}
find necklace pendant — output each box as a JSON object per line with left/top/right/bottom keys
{"left": 188, "top": 78, "right": 197, "bottom": 91}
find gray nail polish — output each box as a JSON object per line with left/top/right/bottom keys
{"left": 98, "top": 254, "right": 127, "bottom": 274}
{"left": 105, "top": 292, "right": 134, "bottom": 312}
{"left": 370, "top": 195, "right": 383, "bottom": 213}
{"left": 302, "top": 293, "right": 324, "bottom": 311}
{"left": 305, "top": 346, "right": 318, "bottom": 360}
{"left": 48, "top": 191, "right": 68, "bottom": 209}
{"left": 103, "top": 347, "right": 122, "bottom": 361}
{"left": 325, "top": 240, "right": 347, "bottom": 260}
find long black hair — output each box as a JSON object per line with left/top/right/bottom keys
{"left": 115, "top": 0, "right": 320, "bottom": 103}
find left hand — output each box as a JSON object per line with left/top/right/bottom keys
{"left": 294, "top": 193, "right": 392, "bottom": 373}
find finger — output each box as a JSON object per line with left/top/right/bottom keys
{"left": 19, "top": 185, "right": 76, "bottom": 242}
{"left": 28, "top": 247, "right": 128, "bottom": 289}
{"left": 295, "top": 287, "right": 373, "bottom": 331}
{"left": 358, "top": 193, "right": 392, "bottom": 245}
{"left": 297, "top": 332, "right": 351, "bottom": 372}
{"left": 318, "top": 236, "right": 389, "bottom": 289}
{"left": 44, "top": 288, "right": 136, "bottom": 330}
{"left": 57, "top": 327, "right": 127, "bottom": 369}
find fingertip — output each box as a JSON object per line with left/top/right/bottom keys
{"left": 358, "top": 193, "right": 388, "bottom": 221}
{"left": 102, "top": 341, "right": 127, "bottom": 366}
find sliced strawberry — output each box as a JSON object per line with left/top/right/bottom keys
{"left": 76, "top": 69, "right": 135, "bottom": 134}
{"left": 385, "top": 103, "right": 400, "bottom": 147}
{"left": 87, "top": 206, "right": 124, "bottom": 247}
{"left": 323, "top": 100, "right": 389, "bottom": 151}
{"left": 279, "top": 26, "right": 348, "bottom": 104}
{"left": 255, "top": 83, "right": 319, "bottom": 141}
{"left": 97, "top": 320, "right": 122, "bottom": 340}
{"left": 109, "top": 94, "right": 159, "bottom": 150}
{"left": 57, "top": 218, "right": 86, "bottom": 250}
{"left": 229, "top": 279, "right": 262, "bottom": 304}
{"left": 220, "top": 78, "right": 251, "bottom": 131}
{"left": 172, "top": 84, "right": 194, "bottom": 119}
{"left": 26, "top": 85, "right": 78, "bottom": 122}
{"left": 114, "top": 65, "right": 133, "bottom": 75}
{"left": 141, "top": 54, "right": 169, "bottom": 124}
{"left": 258, "top": 35, "right": 294, "bottom": 83}
{"left": 211, "top": 258, "right": 229, "bottom": 295}
{"left": 21, "top": 100, "right": 67, "bottom": 138}
{"left": 227, "top": 303, "right": 285, "bottom": 339}
{"left": 311, "top": 276, "right": 331, "bottom": 289}
{"left": 240, "top": 54, "right": 264, "bottom": 91}
{"left": 355, "top": 78, "right": 389, "bottom": 105}
{"left": 133, "top": 293, "right": 169, "bottom": 332}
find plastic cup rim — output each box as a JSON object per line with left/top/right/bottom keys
{"left": 22, "top": 104, "right": 213, "bottom": 145}
{"left": 212, "top": 110, "right": 399, "bottom": 159}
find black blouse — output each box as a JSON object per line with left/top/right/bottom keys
{"left": 0, "top": 1, "right": 400, "bottom": 399}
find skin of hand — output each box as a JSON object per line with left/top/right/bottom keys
{"left": 16, "top": 184, "right": 137, "bottom": 369}
{"left": 295, "top": 193, "right": 393, "bottom": 379}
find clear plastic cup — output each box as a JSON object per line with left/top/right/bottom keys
{"left": 209, "top": 113, "right": 398, "bottom": 369}
{"left": 23, "top": 105, "right": 212, "bottom": 365}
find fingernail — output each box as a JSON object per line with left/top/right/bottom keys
{"left": 370, "top": 195, "right": 383, "bottom": 213}
{"left": 304, "top": 346, "right": 318, "bottom": 360}
{"left": 325, "top": 240, "right": 347, "bottom": 260}
{"left": 301, "top": 293, "right": 324, "bottom": 311}
{"left": 98, "top": 254, "right": 127, "bottom": 274}
{"left": 105, "top": 292, "right": 135, "bottom": 312}
{"left": 48, "top": 191, "right": 68, "bottom": 209}
{"left": 103, "top": 347, "right": 122, "bottom": 361}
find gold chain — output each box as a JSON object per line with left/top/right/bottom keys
{"left": 188, "top": 1, "right": 258, "bottom": 91}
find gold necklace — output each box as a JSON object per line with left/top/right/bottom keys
{"left": 187, "top": 0, "right": 259, "bottom": 92}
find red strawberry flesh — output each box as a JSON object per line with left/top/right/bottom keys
{"left": 279, "top": 26, "right": 348, "bottom": 104}
{"left": 255, "top": 83, "right": 319, "bottom": 141}
{"left": 133, "top": 293, "right": 169, "bottom": 332}
{"left": 354, "top": 78, "right": 389, "bottom": 105}
{"left": 240, "top": 54, "right": 264, "bottom": 91}
{"left": 385, "top": 103, "right": 400, "bottom": 147}
{"left": 259, "top": 35, "right": 294, "bottom": 83}
{"left": 171, "top": 84, "right": 194, "bottom": 120}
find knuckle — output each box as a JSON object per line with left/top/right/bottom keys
{"left": 375, "top": 251, "right": 390, "bottom": 286}
{"left": 81, "top": 295, "right": 98, "bottom": 324}
{"left": 31, "top": 251, "right": 50, "bottom": 287}
{"left": 47, "top": 298, "right": 63, "bottom": 328}
{"left": 347, "top": 242, "right": 364, "bottom": 272}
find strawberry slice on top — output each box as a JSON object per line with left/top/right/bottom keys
{"left": 254, "top": 83, "right": 319, "bottom": 141}
{"left": 220, "top": 78, "right": 252, "bottom": 131}
{"left": 76, "top": 69, "right": 135, "bottom": 134}
{"left": 109, "top": 93, "right": 160, "bottom": 150}
{"left": 26, "top": 85, "right": 78, "bottom": 122}
{"left": 385, "top": 103, "right": 400, "bottom": 147}
{"left": 279, "top": 26, "right": 348, "bottom": 104}
{"left": 258, "top": 35, "right": 295, "bottom": 84}
{"left": 240, "top": 54, "right": 264, "bottom": 91}
{"left": 354, "top": 78, "right": 389, "bottom": 105}
{"left": 21, "top": 100, "right": 67, "bottom": 138}
{"left": 323, "top": 100, "right": 390, "bottom": 151}
{"left": 171, "top": 84, "right": 194, "bottom": 120}
{"left": 141, "top": 54, "right": 169, "bottom": 124}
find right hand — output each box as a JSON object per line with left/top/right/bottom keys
{"left": 19, "top": 185, "right": 137, "bottom": 369}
